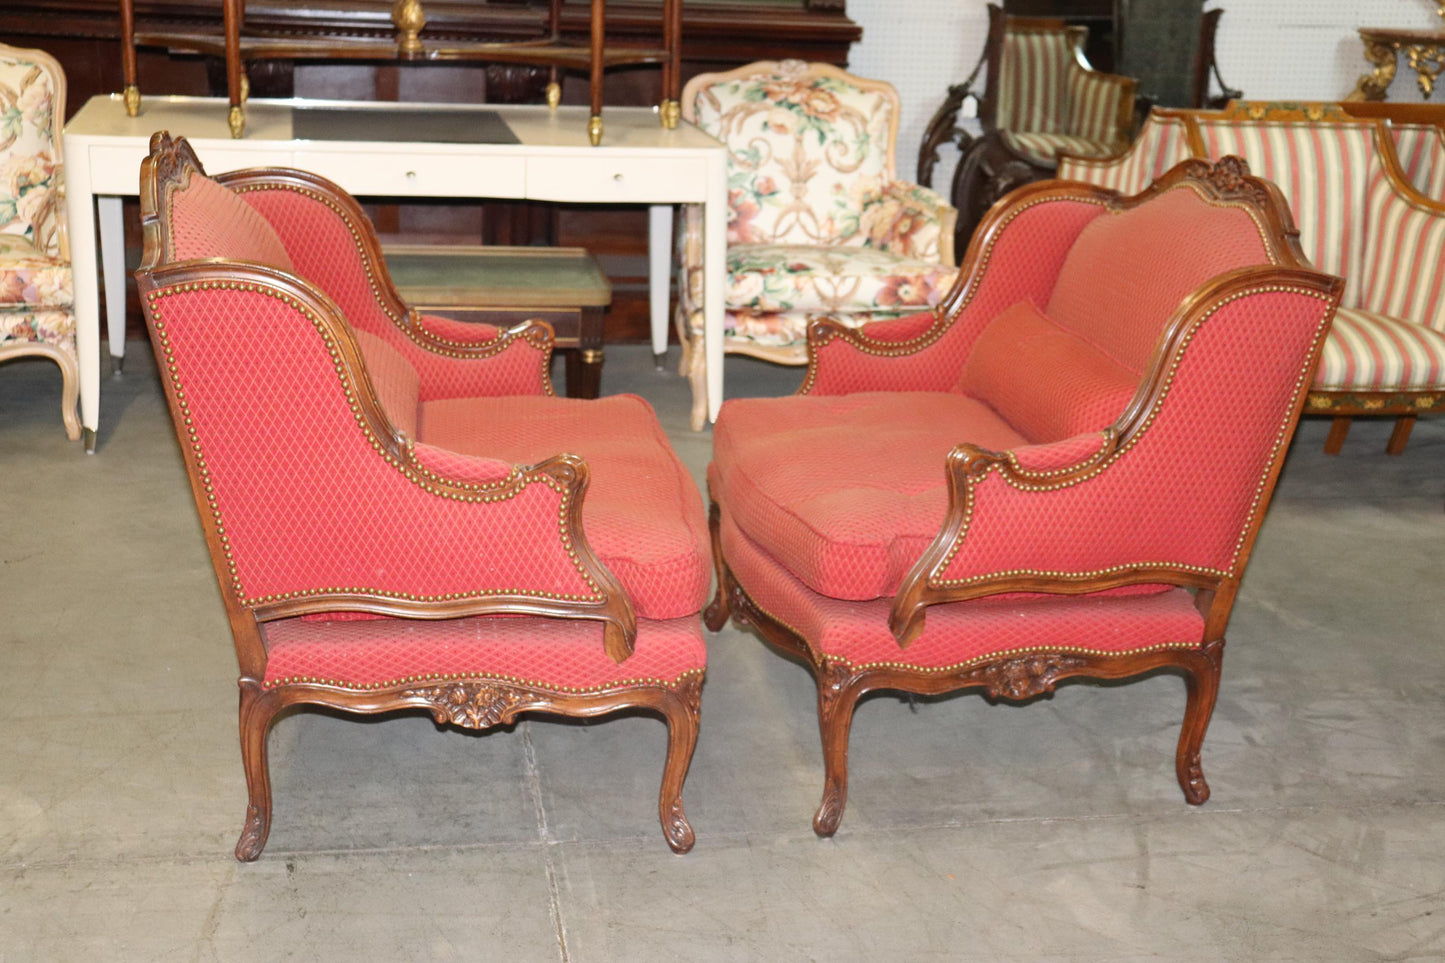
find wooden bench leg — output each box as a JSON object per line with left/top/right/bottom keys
{"left": 1386, "top": 414, "right": 1416, "bottom": 455}
{"left": 1324, "top": 416, "right": 1352, "bottom": 455}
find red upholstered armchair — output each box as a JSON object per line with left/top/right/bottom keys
{"left": 706, "top": 158, "right": 1343, "bottom": 836}
{"left": 136, "top": 133, "right": 710, "bottom": 858}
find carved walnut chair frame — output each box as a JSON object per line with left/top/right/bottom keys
{"left": 136, "top": 133, "right": 701, "bottom": 859}
{"left": 706, "top": 158, "right": 1342, "bottom": 836}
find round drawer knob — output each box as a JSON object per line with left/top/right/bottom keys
{"left": 406, "top": 171, "right": 417, "bottom": 181}
{"left": 613, "top": 173, "right": 623, "bottom": 181}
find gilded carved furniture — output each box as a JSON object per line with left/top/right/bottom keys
{"left": 135, "top": 132, "right": 710, "bottom": 858}
{"left": 0, "top": 42, "right": 78, "bottom": 442}
{"left": 918, "top": 4, "right": 1136, "bottom": 254}
{"left": 1348, "top": 26, "right": 1445, "bottom": 103}
{"left": 704, "top": 157, "right": 1342, "bottom": 836}
{"left": 675, "top": 59, "right": 958, "bottom": 430}
{"left": 1060, "top": 102, "right": 1445, "bottom": 454}
{"left": 119, "top": 0, "right": 684, "bottom": 144}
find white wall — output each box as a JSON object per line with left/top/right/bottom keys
{"left": 848, "top": 0, "right": 1443, "bottom": 188}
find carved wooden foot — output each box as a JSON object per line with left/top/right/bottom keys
{"left": 658, "top": 677, "right": 703, "bottom": 854}
{"left": 236, "top": 681, "right": 276, "bottom": 861}
{"left": 1324, "top": 416, "right": 1352, "bottom": 455}
{"left": 813, "top": 661, "right": 859, "bottom": 837}
{"left": 1176, "top": 640, "right": 1225, "bottom": 805}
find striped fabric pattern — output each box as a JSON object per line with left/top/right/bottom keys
{"left": 1390, "top": 124, "right": 1445, "bottom": 199}
{"left": 1001, "top": 131, "right": 1118, "bottom": 166}
{"left": 996, "top": 29, "right": 1074, "bottom": 135}
{"left": 1058, "top": 113, "right": 1192, "bottom": 195}
{"left": 1196, "top": 120, "right": 1375, "bottom": 301}
{"left": 1065, "top": 64, "right": 1127, "bottom": 146}
{"left": 1316, "top": 305, "right": 1445, "bottom": 390}
{"left": 1357, "top": 167, "right": 1445, "bottom": 334}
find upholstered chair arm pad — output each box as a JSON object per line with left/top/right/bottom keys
{"left": 1356, "top": 178, "right": 1445, "bottom": 333}
{"left": 1058, "top": 113, "right": 1194, "bottom": 198}
{"left": 862, "top": 180, "right": 958, "bottom": 265}
{"left": 397, "top": 315, "right": 556, "bottom": 400}
{"left": 139, "top": 267, "right": 636, "bottom": 660}
{"left": 803, "top": 193, "right": 1109, "bottom": 396}
{"left": 888, "top": 274, "right": 1343, "bottom": 646}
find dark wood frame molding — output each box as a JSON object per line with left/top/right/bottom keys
{"left": 136, "top": 132, "right": 702, "bottom": 858}
{"left": 707, "top": 158, "right": 1343, "bottom": 836}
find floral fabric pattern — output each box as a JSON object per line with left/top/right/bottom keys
{"left": 0, "top": 307, "right": 74, "bottom": 349}
{"left": 679, "top": 61, "right": 957, "bottom": 360}
{"left": 0, "top": 234, "right": 71, "bottom": 311}
{"left": 0, "top": 55, "right": 62, "bottom": 254}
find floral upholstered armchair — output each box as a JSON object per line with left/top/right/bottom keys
{"left": 706, "top": 158, "right": 1342, "bottom": 836}
{"left": 676, "top": 59, "right": 958, "bottom": 430}
{"left": 925, "top": 5, "right": 1137, "bottom": 254}
{"left": 0, "top": 43, "right": 76, "bottom": 442}
{"left": 136, "top": 133, "right": 710, "bottom": 859}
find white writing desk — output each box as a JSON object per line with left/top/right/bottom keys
{"left": 63, "top": 95, "right": 728, "bottom": 450}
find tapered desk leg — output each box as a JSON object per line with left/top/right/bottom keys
{"left": 649, "top": 204, "right": 673, "bottom": 361}
{"left": 99, "top": 196, "right": 127, "bottom": 373}
{"left": 703, "top": 152, "right": 727, "bottom": 426}
{"left": 65, "top": 148, "right": 100, "bottom": 452}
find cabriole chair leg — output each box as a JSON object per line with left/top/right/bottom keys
{"left": 813, "top": 662, "right": 862, "bottom": 837}
{"left": 1175, "top": 639, "right": 1225, "bottom": 806}
{"left": 236, "top": 681, "right": 279, "bottom": 862}
{"left": 657, "top": 678, "right": 703, "bottom": 854}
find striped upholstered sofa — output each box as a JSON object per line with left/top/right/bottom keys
{"left": 1342, "top": 103, "right": 1445, "bottom": 199}
{"left": 1060, "top": 103, "right": 1445, "bottom": 454}
{"left": 939, "top": 4, "right": 1136, "bottom": 252}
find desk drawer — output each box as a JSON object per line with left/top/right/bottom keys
{"left": 85, "top": 145, "right": 293, "bottom": 194}
{"left": 291, "top": 150, "right": 526, "bottom": 198}
{"left": 528, "top": 155, "right": 706, "bottom": 203}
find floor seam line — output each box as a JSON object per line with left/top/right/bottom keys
{"left": 522, "top": 721, "right": 570, "bottom": 963}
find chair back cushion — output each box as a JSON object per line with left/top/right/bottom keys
{"left": 166, "top": 172, "right": 296, "bottom": 274}
{"left": 0, "top": 45, "right": 65, "bottom": 255}
{"left": 1046, "top": 183, "right": 1274, "bottom": 370}
{"left": 958, "top": 299, "right": 1140, "bottom": 442}
{"left": 1193, "top": 117, "right": 1375, "bottom": 300}
{"left": 683, "top": 60, "right": 899, "bottom": 247}
{"left": 995, "top": 26, "right": 1077, "bottom": 135}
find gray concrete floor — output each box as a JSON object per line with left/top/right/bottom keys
{"left": 2, "top": 340, "right": 1443, "bottom": 961}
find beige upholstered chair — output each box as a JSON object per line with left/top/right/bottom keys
{"left": 0, "top": 42, "right": 77, "bottom": 442}
{"left": 675, "top": 60, "right": 958, "bottom": 430}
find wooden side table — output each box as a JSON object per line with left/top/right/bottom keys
{"left": 383, "top": 244, "right": 612, "bottom": 398}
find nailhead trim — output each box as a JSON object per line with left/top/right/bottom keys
{"left": 147, "top": 281, "right": 603, "bottom": 608}
{"left": 231, "top": 182, "right": 554, "bottom": 395}
{"left": 737, "top": 580, "right": 1198, "bottom": 674}
{"left": 263, "top": 666, "right": 706, "bottom": 693}
{"left": 929, "top": 285, "right": 1336, "bottom": 589}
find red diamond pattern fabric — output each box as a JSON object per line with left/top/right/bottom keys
{"left": 806, "top": 198, "right": 1107, "bottom": 396}
{"left": 958, "top": 299, "right": 1140, "bottom": 443}
{"left": 352, "top": 328, "right": 421, "bottom": 438}
{"left": 710, "top": 394, "right": 1028, "bottom": 601}
{"left": 1045, "top": 186, "right": 1271, "bottom": 373}
{"left": 417, "top": 394, "right": 711, "bottom": 619}
{"left": 153, "top": 284, "right": 594, "bottom": 603}
{"left": 238, "top": 186, "right": 550, "bottom": 400}
{"left": 168, "top": 173, "right": 295, "bottom": 273}
{"left": 262, "top": 615, "right": 705, "bottom": 691}
{"left": 940, "top": 288, "right": 1336, "bottom": 585}
{"left": 720, "top": 509, "right": 1204, "bottom": 670}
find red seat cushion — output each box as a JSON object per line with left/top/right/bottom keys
{"left": 416, "top": 394, "right": 710, "bottom": 620}
{"left": 711, "top": 392, "right": 1029, "bottom": 601}
{"left": 262, "top": 614, "right": 705, "bottom": 691}
{"left": 719, "top": 508, "right": 1204, "bottom": 670}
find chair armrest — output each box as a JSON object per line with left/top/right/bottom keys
{"left": 801, "top": 189, "right": 1109, "bottom": 396}
{"left": 137, "top": 263, "right": 636, "bottom": 661}
{"left": 888, "top": 271, "right": 1343, "bottom": 646}
{"left": 1058, "top": 111, "right": 1196, "bottom": 196}
{"left": 1357, "top": 134, "right": 1445, "bottom": 332}
{"left": 862, "top": 180, "right": 958, "bottom": 265}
